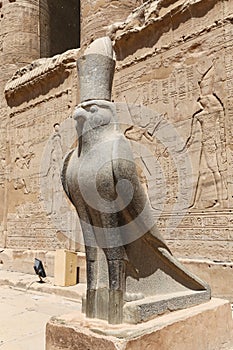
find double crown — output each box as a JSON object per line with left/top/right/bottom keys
{"left": 77, "top": 37, "right": 115, "bottom": 103}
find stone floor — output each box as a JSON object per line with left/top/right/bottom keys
{"left": 0, "top": 268, "right": 86, "bottom": 300}
{"left": 0, "top": 268, "right": 86, "bottom": 350}
{"left": 0, "top": 285, "right": 82, "bottom": 350}
{"left": 1, "top": 269, "right": 233, "bottom": 350}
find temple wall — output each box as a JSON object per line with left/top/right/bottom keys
{"left": 0, "top": 0, "right": 81, "bottom": 251}
{"left": 0, "top": 0, "right": 41, "bottom": 248}
{"left": 80, "top": 0, "right": 143, "bottom": 47}
{"left": 0, "top": 0, "right": 141, "bottom": 255}
{"left": 0, "top": 0, "right": 233, "bottom": 298}
{"left": 3, "top": 50, "right": 82, "bottom": 252}
{"left": 112, "top": 0, "right": 233, "bottom": 263}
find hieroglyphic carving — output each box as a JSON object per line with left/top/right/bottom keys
{"left": 114, "top": 30, "right": 233, "bottom": 213}
{"left": 10, "top": 141, "right": 34, "bottom": 195}
{"left": 120, "top": 102, "right": 182, "bottom": 218}
{"left": 112, "top": 16, "right": 233, "bottom": 264}
{"left": 125, "top": 125, "right": 154, "bottom": 142}
{"left": 13, "top": 178, "right": 29, "bottom": 194}
{"left": 0, "top": 147, "right": 6, "bottom": 187}
{"left": 14, "top": 142, "right": 34, "bottom": 170}
{"left": 223, "top": 45, "right": 233, "bottom": 207}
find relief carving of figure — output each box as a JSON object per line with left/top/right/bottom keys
{"left": 46, "top": 123, "right": 64, "bottom": 215}
{"left": 180, "top": 67, "right": 227, "bottom": 209}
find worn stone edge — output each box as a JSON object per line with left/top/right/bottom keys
{"left": 123, "top": 289, "right": 211, "bottom": 324}
{"left": 112, "top": 0, "right": 233, "bottom": 68}
{"left": 4, "top": 49, "right": 81, "bottom": 97}
{"left": 46, "top": 298, "right": 232, "bottom": 343}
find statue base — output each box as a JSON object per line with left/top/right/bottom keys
{"left": 123, "top": 289, "right": 210, "bottom": 324}
{"left": 82, "top": 288, "right": 210, "bottom": 324}
{"left": 46, "top": 298, "right": 233, "bottom": 350}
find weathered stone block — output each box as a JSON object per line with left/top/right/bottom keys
{"left": 46, "top": 298, "right": 233, "bottom": 350}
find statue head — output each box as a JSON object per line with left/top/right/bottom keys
{"left": 74, "top": 99, "right": 117, "bottom": 126}
{"left": 73, "top": 99, "right": 118, "bottom": 156}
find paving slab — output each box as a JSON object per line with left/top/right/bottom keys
{"left": 0, "top": 285, "right": 82, "bottom": 350}
{"left": 0, "top": 267, "right": 86, "bottom": 300}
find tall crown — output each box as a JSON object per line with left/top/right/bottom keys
{"left": 77, "top": 37, "right": 116, "bottom": 103}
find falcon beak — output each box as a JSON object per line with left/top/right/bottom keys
{"left": 73, "top": 107, "right": 88, "bottom": 157}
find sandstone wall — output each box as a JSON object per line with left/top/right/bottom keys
{"left": 112, "top": 0, "right": 233, "bottom": 263}
{"left": 0, "top": 0, "right": 233, "bottom": 298}
{"left": 80, "top": 0, "right": 144, "bottom": 48}
{"left": 3, "top": 50, "right": 82, "bottom": 252}
{"left": 0, "top": 0, "right": 81, "bottom": 253}
{"left": 0, "top": 0, "right": 41, "bottom": 248}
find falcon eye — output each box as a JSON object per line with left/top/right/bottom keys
{"left": 90, "top": 105, "right": 98, "bottom": 113}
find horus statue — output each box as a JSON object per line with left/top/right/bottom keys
{"left": 61, "top": 37, "right": 210, "bottom": 325}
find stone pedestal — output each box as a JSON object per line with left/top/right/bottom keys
{"left": 46, "top": 298, "right": 233, "bottom": 350}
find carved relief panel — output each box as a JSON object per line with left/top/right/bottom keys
{"left": 113, "top": 6, "right": 233, "bottom": 261}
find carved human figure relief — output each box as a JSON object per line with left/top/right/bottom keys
{"left": 180, "top": 66, "right": 227, "bottom": 209}
{"left": 45, "top": 123, "right": 64, "bottom": 215}
{"left": 40, "top": 118, "right": 84, "bottom": 251}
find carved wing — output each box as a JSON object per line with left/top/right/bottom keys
{"left": 112, "top": 134, "right": 169, "bottom": 250}
{"left": 61, "top": 149, "right": 75, "bottom": 203}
